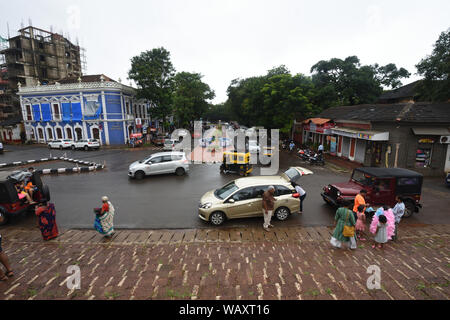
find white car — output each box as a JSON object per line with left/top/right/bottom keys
{"left": 48, "top": 139, "right": 74, "bottom": 149}
{"left": 248, "top": 140, "right": 261, "bottom": 153}
{"left": 163, "top": 139, "right": 180, "bottom": 151}
{"left": 128, "top": 152, "right": 190, "bottom": 179}
{"left": 72, "top": 139, "right": 100, "bottom": 151}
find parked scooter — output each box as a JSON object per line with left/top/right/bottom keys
{"left": 309, "top": 152, "right": 325, "bottom": 166}
{"left": 297, "top": 148, "right": 314, "bottom": 161}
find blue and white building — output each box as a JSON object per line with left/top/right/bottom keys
{"left": 17, "top": 74, "right": 157, "bottom": 145}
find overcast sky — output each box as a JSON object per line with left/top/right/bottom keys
{"left": 1, "top": 0, "right": 449, "bottom": 103}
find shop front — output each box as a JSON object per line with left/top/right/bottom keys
{"left": 411, "top": 127, "right": 450, "bottom": 174}
{"left": 332, "top": 127, "right": 389, "bottom": 165}
{"left": 302, "top": 118, "right": 334, "bottom": 148}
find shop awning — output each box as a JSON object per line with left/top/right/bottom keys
{"left": 331, "top": 127, "right": 389, "bottom": 141}
{"left": 412, "top": 127, "right": 450, "bottom": 136}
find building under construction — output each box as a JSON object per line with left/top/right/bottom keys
{"left": 0, "top": 26, "right": 85, "bottom": 142}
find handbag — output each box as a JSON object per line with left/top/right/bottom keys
{"left": 342, "top": 209, "right": 355, "bottom": 237}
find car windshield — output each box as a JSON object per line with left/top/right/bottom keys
{"left": 352, "top": 170, "right": 374, "bottom": 186}
{"left": 214, "top": 181, "right": 239, "bottom": 200}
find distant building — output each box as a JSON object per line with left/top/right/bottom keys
{"left": 296, "top": 81, "right": 450, "bottom": 176}
{"left": 0, "top": 26, "right": 84, "bottom": 141}
{"left": 17, "top": 74, "right": 155, "bottom": 145}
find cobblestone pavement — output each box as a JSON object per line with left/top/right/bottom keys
{"left": 0, "top": 224, "right": 449, "bottom": 300}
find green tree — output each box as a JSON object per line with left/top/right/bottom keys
{"left": 172, "top": 72, "right": 215, "bottom": 128}
{"left": 260, "top": 73, "right": 316, "bottom": 133}
{"left": 204, "top": 102, "right": 233, "bottom": 122}
{"left": 128, "top": 47, "right": 176, "bottom": 131}
{"left": 311, "top": 56, "right": 410, "bottom": 108}
{"left": 374, "top": 63, "right": 411, "bottom": 89}
{"left": 416, "top": 29, "right": 450, "bottom": 101}
{"left": 226, "top": 66, "right": 318, "bottom": 132}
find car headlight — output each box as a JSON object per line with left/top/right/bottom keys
{"left": 201, "top": 203, "right": 212, "bottom": 209}
{"left": 337, "top": 191, "right": 341, "bottom": 197}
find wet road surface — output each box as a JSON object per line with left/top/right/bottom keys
{"left": 1, "top": 144, "right": 449, "bottom": 229}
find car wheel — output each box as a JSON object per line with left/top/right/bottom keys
{"left": 42, "top": 185, "right": 51, "bottom": 202}
{"left": 59, "top": 146, "right": 63, "bottom": 150}
{"left": 210, "top": 211, "right": 226, "bottom": 226}
{"left": 48, "top": 144, "right": 52, "bottom": 149}
{"left": 175, "top": 168, "right": 185, "bottom": 176}
{"left": 84, "top": 145, "right": 89, "bottom": 151}
{"left": 135, "top": 171, "right": 145, "bottom": 180}
{"left": 0, "top": 207, "right": 8, "bottom": 226}
{"left": 275, "top": 207, "right": 290, "bottom": 221}
{"left": 71, "top": 145, "right": 75, "bottom": 150}
{"left": 403, "top": 199, "right": 415, "bottom": 218}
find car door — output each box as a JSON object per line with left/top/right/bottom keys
{"left": 161, "top": 155, "right": 176, "bottom": 173}
{"left": 372, "top": 178, "right": 395, "bottom": 206}
{"left": 248, "top": 185, "right": 269, "bottom": 217}
{"left": 224, "top": 187, "right": 257, "bottom": 219}
{"left": 274, "top": 185, "right": 297, "bottom": 212}
{"left": 146, "top": 156, "right": 164, "bottom": 175}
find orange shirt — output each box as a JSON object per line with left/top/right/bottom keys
{"left": 25, "top": 182, "right": 34, "bottom": 190}
{"left": 353, "top": 194, "right": 366, "bottom": 213}
{"left": 101, "top": 202, "right": 109, "bottom": 214}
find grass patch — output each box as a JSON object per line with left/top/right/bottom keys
{"left": 416, "top": 282, "right": 426, "bottom": 291}
{"left": 105, "top": 292, "right": 120, "bottom": 299}
{"left": 166, "top": 288, "right": 193, "bottom": 299}
{"left": 325, "top": 288, "right": 333, "bottom": 295}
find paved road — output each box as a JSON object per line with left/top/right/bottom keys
{"left": 1, "top": 145, "right": 450, "bottom": 229}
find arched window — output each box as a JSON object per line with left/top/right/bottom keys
{"left": 47, "top": 128, "right": 53, "bottom": 140}
{"left": 75, "top": 128, "right": 82, "bottom": 141}
{"left": 92, "top": 128, "right": 100, "bottom": 140}
{"left": 66, "top": 128, "right": 73, "bottom": 140}
{"left": 38, "top": 128, "right": 44, "bottom": 140}
{"left": 56, "top": 128, "right": 63, "bottom": 139}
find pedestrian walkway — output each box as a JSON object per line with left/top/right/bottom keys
{"left": 0, "top": 224, "right": 448, "bottom": 300}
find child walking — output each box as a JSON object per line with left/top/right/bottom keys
{"left": 372, "top": 215, "right": 388, "bottom": 249}
{"left": 355, "top": 205, "right": 367, "bottom": 241}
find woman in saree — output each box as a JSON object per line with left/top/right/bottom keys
{"left": 35, "top": 202, "right": 59, "bottom": 241}
{"left": 94, "top": 196, "right": 116, "bottom": 238}
{"left": 330, "top": 200, "right": 357, "bottom": 250}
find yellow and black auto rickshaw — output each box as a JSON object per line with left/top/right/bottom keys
{"left": 220, "top": 152, "right": 253, "bottom": 176}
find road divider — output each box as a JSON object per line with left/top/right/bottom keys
{"left": 0, "top": 157, "right": 105, "bottom": 175}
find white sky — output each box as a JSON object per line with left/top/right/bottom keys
{"left": 1, "top": 0, "right": 449, "bottom": 104}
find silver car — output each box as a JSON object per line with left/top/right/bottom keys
{"left": 128, "top": 152, "right": 189, "bottom": 179}
{"left": 163, "top": 139, "right": 180, "bottom": 151}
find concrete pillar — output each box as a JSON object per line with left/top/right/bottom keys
{"left": 101, "top": 91, "right": 109, "bottom": 145}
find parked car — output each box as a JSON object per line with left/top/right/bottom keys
{"left": 152, "top": 135, "right": 168, "bottom": 146}
{"left": 163, "top": 139, "right": 180, "bottom": 151}
{"left": 0, "top": 142, "right": 3, "bottom": 154}
{"left": 321, "top": 167, "right": 423, "bottom": 218}
{"left": 72, "top": 139, "right": 100, "bottom": 151}
{"left": 0, "top": 170, "right": 51, "bottom": 226}
{"left": 248, "top": 140, "right": 261, "bottom": 154}
{"left": 198, "top": 167, "right": 313, "bottom": 226}
{"left": 48, "top": 139, "right": 74, "bottom": 149}
{"left": 446, "top": 172, "right": 450, "bottom": 187}
{"left": 128, "top": 152, "right": 189, "bottom": 179}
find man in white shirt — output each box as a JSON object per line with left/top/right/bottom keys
{"left": 294, "top": 183, "right": 307, "bottom": 213}
{"left": 392, "top": 196, "right": 405, "bottom": 241}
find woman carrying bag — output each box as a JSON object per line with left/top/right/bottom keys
{"left": 330, "top": 200, "right": 357, "bottom": 250}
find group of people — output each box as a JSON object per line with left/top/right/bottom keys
{"left": 330, "top": 189, "right": 406, "bottom": 250}
{"left": 14, "top": 167, "right": 37, "bottom": 205}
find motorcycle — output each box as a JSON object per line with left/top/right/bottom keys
{"left": 309, "top": 153, "right": 325, "bottom": 166}
{"left": 298, "top": 148, "right": 314, "bottom": 161}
